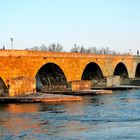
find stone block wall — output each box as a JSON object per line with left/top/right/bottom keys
{"left": 69, "top": 80, "right": 92, "bottom": 91}
{"left": 8, "top": 77, "right": 36, "bottom": 97}
{"left": 106, "top": 76, "right": 121, "bottom": 87}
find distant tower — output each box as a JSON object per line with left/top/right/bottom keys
{"left": 10, "top": 38, "right": 14, "bottom": 50}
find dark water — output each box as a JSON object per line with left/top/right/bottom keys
{"left": 1, "top": 90, "right": 140, "bottom": 140}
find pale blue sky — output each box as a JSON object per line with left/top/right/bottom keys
{"left": 0, "top": 0, "right": 140, "bottom": 53}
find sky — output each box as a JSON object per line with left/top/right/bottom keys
{"left": 0, "top": 0, "right": 140, "bottom": 53}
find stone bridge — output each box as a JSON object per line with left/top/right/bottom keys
{"left": 0, "top": 50, "right": 140, "bottom": 96}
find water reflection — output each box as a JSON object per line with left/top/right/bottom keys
{"left": 0, "top": 90, "right": 140, "bottom": 139}
{"left": 6, "top": 104, "right": 39, "bottom": 113}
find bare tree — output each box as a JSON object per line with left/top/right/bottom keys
{"left": 100, "top": 47, "right": 110, "bottom": 54}
{"left": 79, "top": 46, "right": 87, "bottom": 53}
{"left": 70, "top": 44, "right": 87, "bottom": 53}
{"left": 25, "top": 43, "right": 63, "bottom": 52}
{"left": 70, "top": 45, "right": 121, "bottom": 55}
{"left": 99, "top": 47, "right": 120, "bottom": 55}
{"left": 25, "top": 43, "right": 121, "bottom": 55}
{"left": 70, "top": 44, "right": 79, "bottom": 52}
{"left": 32, "top": 46, "right": 40, "bottom": 51}
{"left": 87, "top": 47, "right": 99, "bottom": 54}
{"left": 48, "top": 43, "right": 63, "bottom": 52}
{"left": 40, "top": 44, "right": 48, "bottom": 51}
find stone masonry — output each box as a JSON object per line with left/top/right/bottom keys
{"left": 0, "top": 50, "right": 139, "bottom": 96}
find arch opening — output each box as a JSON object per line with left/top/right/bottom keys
{"left": 113, "top": 62, "right": 128, "bottom": 79}
{"left": 135, "top": 63, "right": 140, "bottom": 78}
{"left": 36, "top": 63, "right": 68, "bottom": 92}
{"left": 81, "top": 62, "right": 105, "bottom": 87}
{"left": 0, "top": 77, "right": 8, "bottom": 97}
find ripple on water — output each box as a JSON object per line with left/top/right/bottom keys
{"left": 1, "top": 90, "right": 140, "bottom": 139}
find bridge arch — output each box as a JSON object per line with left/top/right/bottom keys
{"left": 35, "top": 62, "right": 68, "bottom": 91}
{"left": 81, "top": 62, "right": 104, "bottom": 80}
{"left": 113, "top": 62, "right": 129, "bottom": 78}
{"left": 135, "top": 63, "right": 140, "bottom": 78}
{"left": 0, "top": 77, "right": 8, "bottom": 96}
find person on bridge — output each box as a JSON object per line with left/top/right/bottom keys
{"left": 137, "top": 50, "right": 139, "bottom": 56}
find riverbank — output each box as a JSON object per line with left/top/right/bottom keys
{"left": 92, "top": 85, "right": 140, "bottom": 90}
{"left": 2, "top": 87, "right": 138, "bottom": 103}
{"left": 43, "top": 90, "right": 113, "bottom": 95}
{"left": 0, "top": 93, "right": 82, "bottom": 103}
{"left": 0, "top": 89, "right": 113, "bottom": 103}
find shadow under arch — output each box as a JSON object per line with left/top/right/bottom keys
{"left": 135, "top": 63, "right": 140, "bottom": 78}
{"left": 113, "top": 62, "right": 128, "bottom": 78}
{"left": 35, "top": 63, "right": 68, "bottom": 91}
{"left": 81, "top": 62, "right": 104, "bottom": 80}
{"left": 0, "top": 77, "right": 8, "bottom": 96}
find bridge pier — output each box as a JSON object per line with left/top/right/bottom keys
{"left": 69, "top": 80, "right": 92, "bottom": 91}
{"left": 8, "top": 77, "right": 36, "bottom": 97}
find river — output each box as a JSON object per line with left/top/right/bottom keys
{"left": 0, "top": 89, "right": 140, "bottom": 140}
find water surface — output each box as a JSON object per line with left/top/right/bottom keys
{"left": 1, "top": 90, "right": 140, "bottom": 140}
